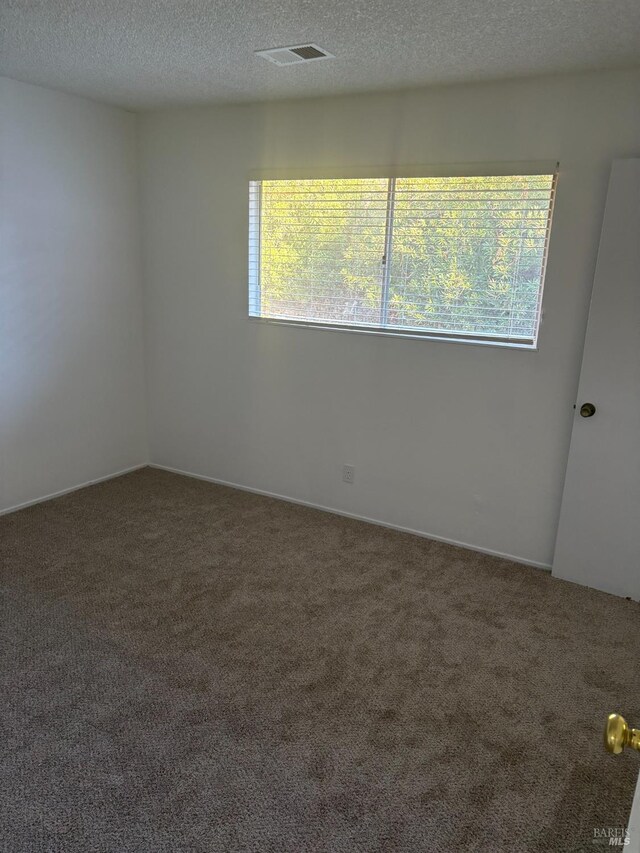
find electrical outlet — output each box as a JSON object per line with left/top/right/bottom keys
{"left": 342, "top": 465, "right": 355, "bottom": 484}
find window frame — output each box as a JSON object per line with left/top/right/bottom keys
{"left": 247, "top": 162, "right": 558, "bottom": 350}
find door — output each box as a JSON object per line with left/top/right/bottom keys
{"left": 604, "top": 713, "right": 640, "bottom": 849}
{"left": 629, "top": 771, "right": 640, "bottom": 851}
{"left": 553, "top": 159, "right": 640, "bottom": 601}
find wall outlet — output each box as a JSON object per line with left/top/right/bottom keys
{"left": 342, "top": 465, "right": 355, "bottom": 484}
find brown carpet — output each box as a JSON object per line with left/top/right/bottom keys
{"left": 1, "top": 467, "right": 638, "bottom": 852}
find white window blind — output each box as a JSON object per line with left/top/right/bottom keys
{"left": 248, "top": 172, "right": 556, "bottom": 347}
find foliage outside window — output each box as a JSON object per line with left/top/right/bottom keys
{"left": 248, "top": 173, "right": 556, "bottom": 347}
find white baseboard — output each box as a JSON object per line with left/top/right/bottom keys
{"left": 149, "top": 462, "right": 552, "bottom": 571}
{"left": 0, "top": 463, "right": 148, "bottom": 517}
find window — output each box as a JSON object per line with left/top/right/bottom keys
{"left": 248, "top": 171, "right": 556, "bottom": 347}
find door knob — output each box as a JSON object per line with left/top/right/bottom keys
{"left": 604, "top": 713, "right": 640, "bottom": 755}
{"left": 580, "top": 403, "right": 596, "bottom": 418}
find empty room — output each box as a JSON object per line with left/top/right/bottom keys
{"left": 1, "top": 0, "right": 639, "bottom": 850}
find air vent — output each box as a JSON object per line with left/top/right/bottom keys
{"left": 255, "top": 44, "right": 334, "bottom": 66}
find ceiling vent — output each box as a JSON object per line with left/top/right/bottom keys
{"left": 255, "top": 44, "right": 334, "bottom": 66}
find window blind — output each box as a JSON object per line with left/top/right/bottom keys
{"left": 248, "top": 173, "right": 556, "bottom": 347}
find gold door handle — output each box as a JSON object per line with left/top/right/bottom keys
{"left": 604, "top": 713, "right": 640, "bottom": 755}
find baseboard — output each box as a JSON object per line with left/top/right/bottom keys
{"left": 149, "top": 462, "right": 552, "bottom": 572}
{"left": 0, "top": 463, "right": 148, "bottom": 517}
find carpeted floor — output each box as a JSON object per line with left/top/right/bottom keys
{"left": 1, "top": 468, "right": 638, "bottom": 852}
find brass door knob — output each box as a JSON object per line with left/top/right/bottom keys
{"left": 604, "top": 713, "right": 640, "bottom": 755}
{"left": 580, "top": 403, "right": 596, "bottom": 418}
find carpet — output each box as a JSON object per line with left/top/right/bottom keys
{"left": 1, "top": 467, "right": 638, "bottom": 852}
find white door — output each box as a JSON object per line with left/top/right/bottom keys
{"left": 630, "top": 774, "right": 640, "bottom": 852}
{"left": 553, "top": 159, "right": 640, "bottom": 601}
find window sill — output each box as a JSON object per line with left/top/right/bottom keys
{"left": 247, "top": 315, "right": 538, "bottom": 350}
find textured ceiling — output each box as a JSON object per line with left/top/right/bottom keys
{"left": 1, "top": 0, "right": 639, "bottom": 109}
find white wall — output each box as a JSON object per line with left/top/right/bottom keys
{"left": 137, "top": 69, "right": 639, "bottom": 567}
{"left": 0, "top": 77, "right": 147, "bottom": 513}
